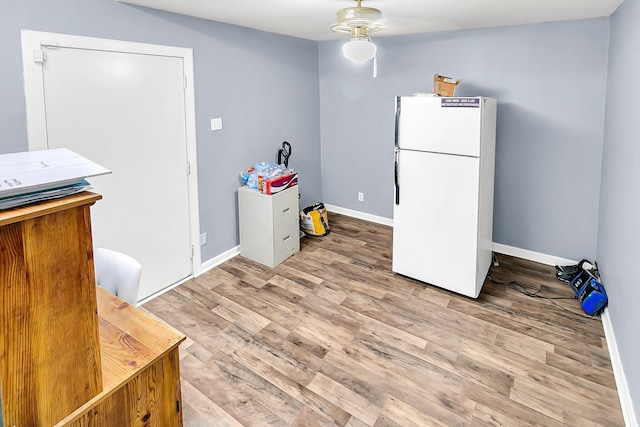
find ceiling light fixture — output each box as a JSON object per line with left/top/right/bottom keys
{"left": 331, "top": 0, "right": 384, "bottom": 72}
{"left": 342, "top": 27, "right": 377, "bottom": 63}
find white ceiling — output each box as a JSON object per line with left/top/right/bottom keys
{"left": 116, "top": 0, "right": 623, "bottom": 41}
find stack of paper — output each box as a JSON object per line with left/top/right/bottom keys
{"left": 0, "top": 148, "right": 111, "bottom": 210}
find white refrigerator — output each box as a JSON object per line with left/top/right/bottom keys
{"left": 392, "top": 96, "right": 497, "bottom": 298}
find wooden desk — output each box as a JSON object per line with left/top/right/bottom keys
{"left": 1, "top": 193, "right": 185, "bottom": 426}
{"left": 55, "top": 288, "right": 185, "bottom": 426}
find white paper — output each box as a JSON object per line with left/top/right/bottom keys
{"left": 0, "top": 148, "right": 111, "bottom": 198}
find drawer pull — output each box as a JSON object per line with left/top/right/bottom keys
{"left": 282, "top": 207, "right": 290, "bottom": 214}
{"left": 282, "top": 235, "right": 290, "bottom": 242}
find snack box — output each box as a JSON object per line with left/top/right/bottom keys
{"left": 261, "top": 173, "right": 298, "bottom": 195}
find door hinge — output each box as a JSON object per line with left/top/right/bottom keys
{"left": 183, "top": 75, "right": 187, "bottom": 89}
{"left": 190, "top": 245, "right": 195, "bottom": 259}
{"left": 33, "top": 49, "right": 46, "bottom": 63}
{"left": 176, "top": 399, "right": 181, "bottom": 413}
{"left": 186, "top": 161, "right": 191, "bottom": 176}
{"left": 33, "top": 41, "right": 60, "bottom": 63}
{"left": 41, "top": 41, "right": 59, "bottom": 49}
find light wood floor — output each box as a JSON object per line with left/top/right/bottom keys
{"left": 143, "top": 213, "right": 624, "bottom": 426}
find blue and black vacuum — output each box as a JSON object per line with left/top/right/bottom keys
{"left": 555, "top": 259, "right": 608, "bottom": 316}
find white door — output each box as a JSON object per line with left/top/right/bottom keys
{"left": 21, "top": 31, "right": 201, "bottom": 301}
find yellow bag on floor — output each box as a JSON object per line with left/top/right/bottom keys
{"left": 300, "top": 203, "right": 330, "bottom": 237}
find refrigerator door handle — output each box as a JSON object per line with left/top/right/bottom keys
{"left": 394, "top": 96, "right": 401, "bottom": 205}
{"left": 394, "top": 149, "right": 400, "bottom": 205}
{"left": 394, "top": 96, "right": 401, "bottom": 149}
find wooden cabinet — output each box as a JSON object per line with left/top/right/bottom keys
{"left": 0, "top": 193, "right": 185, "bottom": 426}
{"left": 238, "top": 185, "right": 300, "bottom": 268}
{"left": 0, "top": 193, "right": 103, "bottom": 425}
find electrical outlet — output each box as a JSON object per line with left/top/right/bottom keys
{"left": 200, "top": 232, "right": 208, "bottom": 246}
{"left": 358, "top": 192, "right": 364, "bottom": 202}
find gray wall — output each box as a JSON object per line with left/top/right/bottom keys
{"left": 600, "top": 0, "right": 640, "bottom": 420}
{"left": 319, "top": 19, "right": 610, "bottom": 261}
{"left": 0, "top": 1, "right": 322, "bottom": 261}
{"left": 0, "top": 2, "right": 637, "bottom": 422}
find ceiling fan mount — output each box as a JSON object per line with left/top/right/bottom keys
{"left": 330, "top": 0, "right": 384, "bottom": 35}
{"left": 331, "top": 0, "right": 384, "bottom": 70}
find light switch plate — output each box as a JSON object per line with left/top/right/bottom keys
{"left": 210, "top": 118, "right": 223, "bottom": 131}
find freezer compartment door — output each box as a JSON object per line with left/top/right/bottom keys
{"left": 396, "top": 96, "right": 482, "bottom": 157}
{"left": 392, "top": 149, "right": 482, "bottom": 297}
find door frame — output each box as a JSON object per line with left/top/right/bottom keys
{"left": 20, "top": 29, "right": 203, "bottom": 281}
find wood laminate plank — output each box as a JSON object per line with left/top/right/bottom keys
{"left": 379, "top": 395, "right": 464, "bottom": 427}
{"left": 143, "top": 213, "right": 625, "bottom": 427}
{"left": 181, "top": 379, "right": 245, "bottom": 427}
{"left": 307, "top": 373, "right": 382, "bottom": 426}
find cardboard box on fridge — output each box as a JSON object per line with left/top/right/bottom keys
{"left": 432, "top": 74, "right": 460, "bottom": 96}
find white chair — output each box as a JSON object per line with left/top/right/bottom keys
{"left": 94, "top": 248, "right": 142, "bottom": 306}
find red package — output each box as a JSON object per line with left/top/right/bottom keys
{"left": 261, "top": 173, "right": 298, "bottom": 195}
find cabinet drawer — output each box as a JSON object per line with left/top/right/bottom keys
{"left": 272, "top": 188, "right": 298, "bottom": 227}
{"left": 273, "top": 223, "right": 300, "bottom": 266}
{"left": 273, "top": 221, "right": 299, "bottom": 254}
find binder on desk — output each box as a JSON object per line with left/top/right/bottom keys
{"left": 0, "top": 148, "right": 110, "bottom": 209}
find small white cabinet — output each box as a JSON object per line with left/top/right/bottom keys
{"left": 238, "top": 185, "right": 300, "bottom": 268}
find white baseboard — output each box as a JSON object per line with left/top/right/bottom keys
{"left": 324, "top": 204, "right": 393, "bottom": 227}
{"left": 602, "top": 308, "right": 638, "bottom": 427}
{"left": 139, "top": 245, "right": 240, "bottom": 305}
{"left": 198, "top": 245, "right": 241, "bottom": 276}
{"left": 138, "top": 275, "right": 193, "bottom": 305}
{"left": 491, "top": 242, "right": 577, "bottom": 266}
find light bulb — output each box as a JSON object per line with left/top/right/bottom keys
{"left": 342, "top": 38, "right": 377, "bottom": 63}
